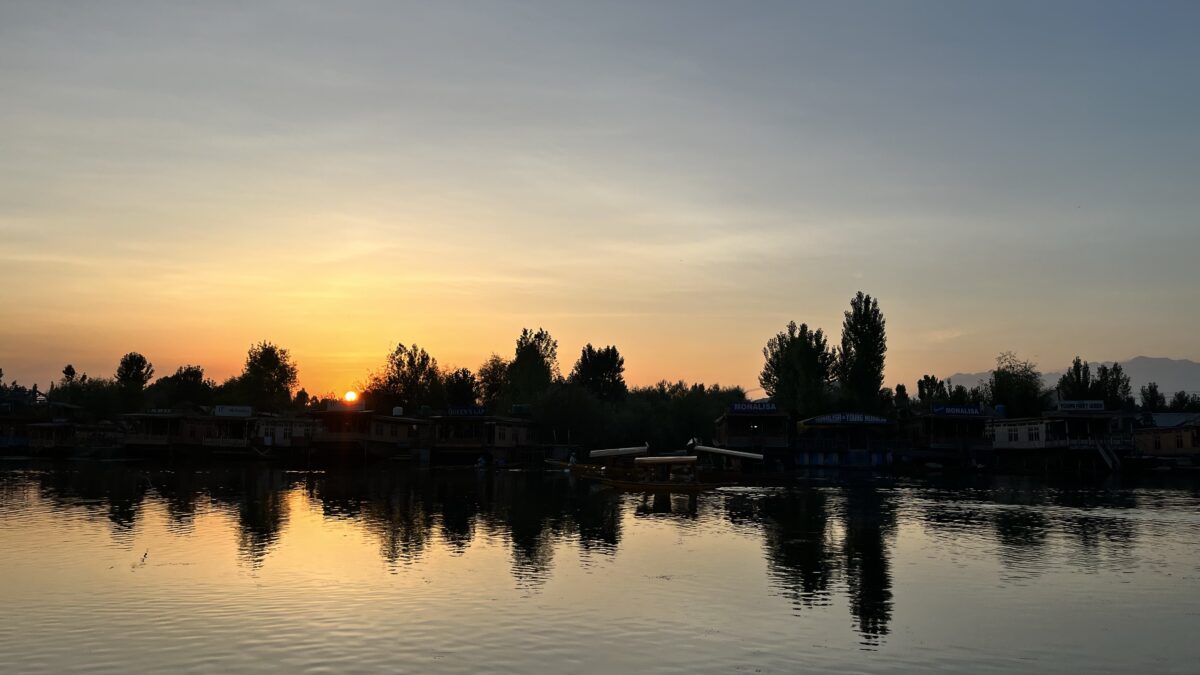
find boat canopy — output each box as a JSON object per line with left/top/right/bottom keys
{"left": 634, "top": 455, "right": 698, "bottom": 465}
{"left": 691, "top": 444, "right": 764, "bottom": 461}
{"left": 590, "top": 443, "right": 650, "bottom": 458}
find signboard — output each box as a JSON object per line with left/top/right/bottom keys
{"left": 932, "top": 404, "right": 983, "bottom": 416}
{"left": 805, "top": 413, "right": 889, "bottom": 425}
{"left": 215, "top": 405, "right": 254, "bottom": 418}
{"left": 730, "top": 402, "right": 779, "bottom": 414}
{"left": 1057, "top": 400, "right": 1105, "bottom": 412}
{"left": 447, "top": 406, "right": 487, "bottom": 417}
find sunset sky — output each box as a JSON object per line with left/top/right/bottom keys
{"left": 2, "top": 1, "right": 1198, "bottom": 396}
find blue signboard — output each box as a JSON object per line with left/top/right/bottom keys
{"left": 730, "top": 402, "right": 779, "bottom": 414}
{"left": 447, "top": 406, "right": 487, "bottom": 417}
{"left": 805, "top": 413, "right": 889, "bottom": 425}
{"left": 932, "top": 404, "right": 982, "bottom": 416}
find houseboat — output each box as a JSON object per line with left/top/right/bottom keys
{"left": 714, "top": 401, "right": 790, "bottom": 465}
{"left": 428, "top": 406, "right": 538, "bottom": 466}
{"left": 988, "top": 400, "right": 1132, "bottom": 472}
{"left": 794, "top": 413, "right": 899, "bottom": 468}
{"left": 1132, "top": 413, "right": 1200, "bottom": 468}
{"left": 309, "top": 405, "right": 431, "bottom": 461}
{"left": 901, "top": 404, "right": 992, "bottom": 468}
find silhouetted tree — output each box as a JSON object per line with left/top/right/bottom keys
{"left": 364, "top": 343, "right": 443, "bottom": 411}
{"left": 893, "top": 383, "right": 911, "bottom": 419}
{"left": 507, "top": 328, "right": 558, "bottom": 403}
{"left": 147, "top": 365, "right": 216, "bottom": 408}
{"left": 218, "top": 342, "right": 299, "bottom": 412}
{"left": 760, "top": 321, "right": 835, "bottom": 419}
{"left": 568, "top": 344, "right": 627, "bottom": 402}
{"left": 1092, "top": 363, "right": 1133, "bottom": 410}
{"left": 61, "top": 364, "right": 77, "bottom": 385}
{"left": 443, "top": 368, "right": 479, "bottom": 407}
{"left": 115, "top": 352, "right": 154, "bottom": 411}
{"left": 293, "top": 388, "right": 311, "bottom": 409}
{"left": 836, "top": 292, "right": 887, "bottom": 412}
{"left": 986, "top": 352, "right": 1045, "bottom": 418}
{"left": 1057, "top": 357, "right": 1092, "bottom": 400}
{"left": 916, "top": 375, "right": 948, "bottom": 409}
{"left": 1140, "top": 382, "right": 1166, "bottom": 412}
{"left": 610, "top": 381, "right": 746, "bottom": 449}
{"left": 1166, "top": 390, "right": 1200, "bottom": 412}
{"left": 477, "top": 354, "right": 510, "bottom": 410}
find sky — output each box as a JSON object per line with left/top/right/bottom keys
{"left": 2, "top": 1, "right": 1198, "bottom": 397}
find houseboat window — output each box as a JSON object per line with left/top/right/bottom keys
{"left": 1029, "top": 427, "right": 1040, "bottom": 441}
{"left": 1008, "top": 427, "right": 1018, "bottom": 442}
{"left": 499, "top": 426, "right": 507, "bottom": 441}
{"left": 1154, "top": 435, "right": 1162, "bottom": 450}
{"left": 1178, "top": 432, "right": 1184, "bottom": 449}
{"left": 390, "top": 424, "right": 397, "bottom": 437}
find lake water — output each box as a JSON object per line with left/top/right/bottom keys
{"left": 2, "top": 461, "right": 1199, "bottom": 673}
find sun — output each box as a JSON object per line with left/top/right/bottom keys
{"left": 344, "top": 391, "right": 358, "bottom": 403}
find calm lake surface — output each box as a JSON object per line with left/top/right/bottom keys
{"left": 2, "top": 462, "right": 1199, "bottom": 673}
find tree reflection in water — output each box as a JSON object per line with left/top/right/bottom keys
{"left": 8, "top": 460, "right": 1160, "bottom": 649}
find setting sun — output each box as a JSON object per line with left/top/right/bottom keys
{"left": 344, "top": 391, "right": 358, "bottom": 403}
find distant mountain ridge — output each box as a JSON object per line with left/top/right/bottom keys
{"left": 944, "top": 356, "right": 1200, "bottom": 395}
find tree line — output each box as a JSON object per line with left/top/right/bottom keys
{"left": 4, "top": 290, "right": 1199, "bottom": 449}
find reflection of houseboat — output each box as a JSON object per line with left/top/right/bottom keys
{"left": 901, "top": 404, "right": 992, "bottom": 468}
{"left": 988, "top": 400, "right": 1132, "bottom": 472}
{"left": 795, "top": 413, "right": 898, "bottom": 467}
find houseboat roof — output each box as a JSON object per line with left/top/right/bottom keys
{"left": 372, "top": 414, "right": 428, "bottom": 424}
{"left": 429, "top": 414, "right": 531, "bottom": 425}
{"left": 1139, "top": 413, "right": 1200, "bottom": 429}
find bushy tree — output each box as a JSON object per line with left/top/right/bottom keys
{"left": 477, "top": 354, "right": 510, "bottom": 410}
{"left": 760, "top": 321, "right": 836, "bottom": 419}
{"left": 893, "top": 383, "right": 911, "bottom": 418}
{"left": 218, "top": 341, "right": 299, "bottom": 412}
{"left": 986, "top": 352, "right": 1046, "bottom": 418}
{"left": 607, "top": 381, "right": 747, "bottom": 450}
{"left": 115, "top": 352, "right": 155, "bottom": 411}
{"left": 147, "top": 365, "right": 216, "bottom": 408}
{"left": 507, "top": 328, "right": 558, "bottom": 403}
{"left": 916, "top": 375, "right": 948, "bottom": 408}
{"left": 1094, "top": 363, "right": 1132, "bottom": 410}
{"left": 363, "top": 342, "right": 443, "bottom": 411}
{"left": 443, "top": 368, "right": 479, "bottom": 407}
{"left": 836, "top": 292, "right": 887, "bottom": 412}
{"left": 1057, "top": 357, "right": 1092, "bottom": 400}
{"left": 1140, "top": 382, "right": 1166, "bottom": 412}
{"left": 568, "top": 344, "right": 627, "bottom": 402}
{"left": 1167, "top": 390, "right": 1200, "bottom": 413}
